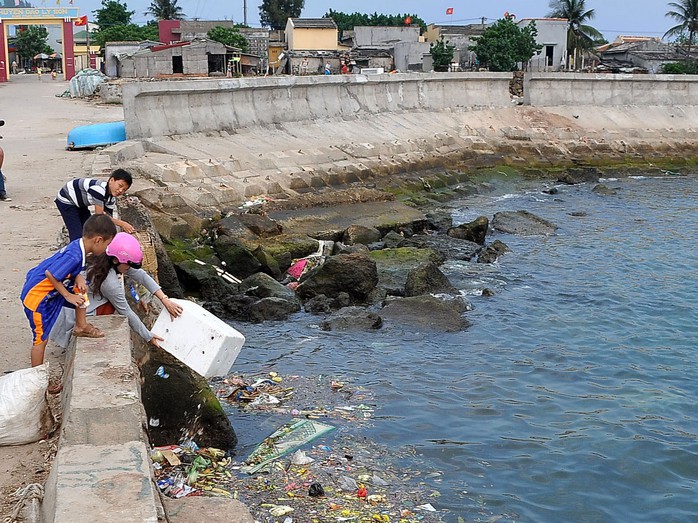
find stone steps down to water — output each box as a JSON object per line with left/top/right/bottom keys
{"left": 101, "top": 104, "right": 698, "bottom": 222}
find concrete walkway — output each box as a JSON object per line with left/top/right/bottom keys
{"left": 0, "top": 73, "right": 124, "bottom": 517}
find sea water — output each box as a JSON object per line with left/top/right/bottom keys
{"left": 227, "top": 173, "right": 698, "bottom": 522}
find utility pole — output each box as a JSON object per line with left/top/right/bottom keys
{"left": 243, "top": 0, "right": 248, "bottom": 26}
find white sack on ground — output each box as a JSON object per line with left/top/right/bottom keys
{"left": 0, "top": 363, "right": 53, "bottom": 446}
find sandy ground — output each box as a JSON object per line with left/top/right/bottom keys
{"left": 0, "top": 74, "right": 123, "bottom": 519}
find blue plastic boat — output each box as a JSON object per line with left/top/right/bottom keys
{"left": 66, "top": 121, "right": 126, "bottom": 150}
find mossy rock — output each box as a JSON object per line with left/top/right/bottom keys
{"left": 213, "top": 236, "right": 262, "bottom": 279}
{"left": 369, "top": 247, "right": 444, "bottom": 267}
{"left": 165, "top": 238, "right": 218, "bottom": 264}
{"left": 256, "top": 234, "right": 320, "bottom": 261}
{"left": 369, "top": 247, "right": 445, "bottom": 295}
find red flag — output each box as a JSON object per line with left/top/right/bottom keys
{"left": 74, "top": 15, "right": 87, "bottom": 26}
{"left": 404, "top": 15, "right": 412, "bottom": 25}
{"left": 446, "top": 7, "right": 454, "bottom": 15}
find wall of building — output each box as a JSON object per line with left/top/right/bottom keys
{"left": 105, "top": 42, "right": 141, "bottom": 77}
{"left": 524, "top": 72, "right": 698, "bottom": 106}
{"left": 239, "top": 28, "right": 270, "bottom": 59}
{"left": 288, "top": 28, "right": 338, "bottom": 51}
{"left": 394, "top": 41, "right": 430, "bottom": 72}
{"left": 354, "top": 26, "right": 420, "bottom": 47}
{"left": 519, "top": 19, "right": 568, "bottom": 72}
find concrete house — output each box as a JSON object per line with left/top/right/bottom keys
{"left": 424, "top": 23, "right": 486, "bottom": 70}
{"left": 284, "top": 18, "right": 340, "bottom": 74}
{"left": 350, "top": 25, "right": 428, "bottom": 72}
{"left": 117, "top": 38, "right": 242, "bottom": 78}
{"left": 598, "top": 38, "right": 689, "bottom": 73}
{"left": 517, "top": 18, "right": 568, "bottom": 71}
{"left": 285, "top": 18, "right": 338, "bottom": 51}
{"left": 104, "top": 41, "right": 160, "bottom": 77}
{"left": 158, "top": 20, "right": 270, "bottom": 68}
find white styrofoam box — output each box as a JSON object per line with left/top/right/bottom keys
{"left": 151, "top": 298, "right": 245, "bottom": 378}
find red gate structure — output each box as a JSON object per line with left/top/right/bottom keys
{"left": 0, "top": 6, "right": 81, "bottom": 82}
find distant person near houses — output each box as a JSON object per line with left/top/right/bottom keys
{"left": 324, "top": 63, "right": 331, "bottom": 75}
{"left": 11, "top": 60, "right": 17, "bottom": 74}
{"left": 300, "top": 57, "right": 309, "bottom": 75}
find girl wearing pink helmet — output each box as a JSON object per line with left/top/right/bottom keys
{"left": 51, "top": 233, "right": 182, "bottom": 349}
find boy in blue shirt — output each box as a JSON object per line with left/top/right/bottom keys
{"left": 21, "top": 214, "right": 117, "bottom": 369}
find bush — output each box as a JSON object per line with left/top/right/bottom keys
{"left": 661, "top": 61, "right": 698, "bottom": 74}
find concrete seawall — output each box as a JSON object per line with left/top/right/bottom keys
{"left": 123, "top": 73, "right": 513, "bottom": 139}
{"left": 123, "top": 72, "right": 698, "bottom": 140}
{"left": 524, "top": 72, "right": 698, "bottom": 106}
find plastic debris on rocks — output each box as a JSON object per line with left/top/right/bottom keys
{"left": 150, "top": 372, "right": 446, "bottom": 520}
{"left": 236, "top": 195, "right": 274, "bottom": 213}
{"left": 204, "top": 372, "right": 446, "bottom": 522}
{"left": 212, "top": 373, "right": 376, "bottom": 421}
{"left": 152, "top": 445, "right": 234, "bottom": 499}
{"left": 242, "top": 418, "right": 335, "bottom": 474}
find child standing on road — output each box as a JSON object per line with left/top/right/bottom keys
{"left": 55, "top": 168, "right": 135, "bottom": 241}
{"left": 21, "top": 214, "right": 117, "bottom": 370}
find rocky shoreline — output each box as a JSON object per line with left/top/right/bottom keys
{"left": 119, "top": 164, "right": 628, "bottom": 336}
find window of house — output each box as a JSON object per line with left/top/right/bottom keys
{"left": 546, "top": 45, "right": 554, "bottom": 67}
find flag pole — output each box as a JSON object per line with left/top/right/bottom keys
{"left": 86, "top": 19, "right": 90, "bottom": 70}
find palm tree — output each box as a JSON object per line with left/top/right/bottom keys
{"left": 548, "top": 0, "right": 603, "bottom": 69}
{"left": 146, "top": 0, "right": 185, "bottom": 21}
{"left": 664, "top": 0, "right": 698, "bottom": 63}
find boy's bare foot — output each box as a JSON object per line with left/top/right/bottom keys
{"left": 72, "top": 324, "right": 104, "bottom": 338}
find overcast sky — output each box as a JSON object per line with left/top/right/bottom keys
{"left": 64, "top": 0, "right": 672, "bottom": 42}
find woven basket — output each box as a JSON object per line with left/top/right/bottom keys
{"left": 132, "top": 230, "right": 159, "bottom": 282}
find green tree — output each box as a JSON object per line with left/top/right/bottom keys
{"left": 91, "top": 23, "right": 159, "bottom": 49}
{"left": 547, "top": 0, "right": 603, "bottom": 68}
{"left": 470, "top": 16, "right": 542, "bottom": 72}
{"left": 259, "top": 0, "right": 304, "bottom": 30}
{"left": 429, "top": 37, "right": 455, "bottom": 71}
{"left": 15, "top": 26, "right": 52, "bottom": 65}
{"left": 207, "top": 26, "right": 248, "bottom": 52}
{"left": 146, "top": 0, "right": 185, "bottom": 21}
{"left": 93, "top": 0, "right": 134, "bottom": 30}
{"left": 664, "top": 0, "right": 698, "bottom": 64}
{"left": 324, "top": 9, "right": 427, "bottom": 37}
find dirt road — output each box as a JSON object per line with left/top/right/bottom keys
{"left": 0, "top": 73, "right": 123, "bottom": 518}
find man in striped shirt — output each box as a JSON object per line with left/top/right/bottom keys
{"left": 55, "top": 168, "right": 135, "bottom": 241}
